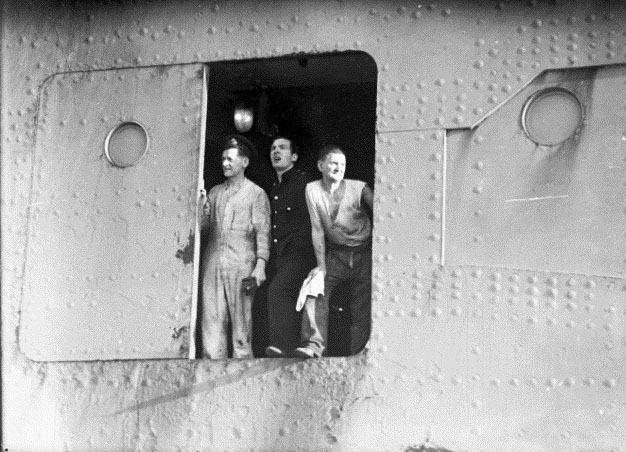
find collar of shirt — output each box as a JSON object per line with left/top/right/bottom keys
{"left": 225, "top": 177, "right": 246, "bottom": 192}
{"left": 273, "top": 166, "right": 297, "bottom": 187}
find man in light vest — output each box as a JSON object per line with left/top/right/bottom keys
{"left": 295, "top": 144, "right": 373, "bottom": 358}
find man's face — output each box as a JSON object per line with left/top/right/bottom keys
{"left": 318, "top": 151, "right": 346, "bottom": 183}
{"left": 270, "top": 138, "right": 297, "bottom": 172}
{"left": 222, "top": 147, "right": 248, "bottom": 179}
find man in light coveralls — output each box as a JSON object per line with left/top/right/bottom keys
{"left": 199, "top": 135, "right": 271, "bottom": 359}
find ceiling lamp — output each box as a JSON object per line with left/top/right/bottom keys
{"left": 234, "top": 103, "right": 254, "bottom": 133}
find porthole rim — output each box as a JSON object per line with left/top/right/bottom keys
{"left": 521, "top": 86, "right": 584, "bottom": 146}
{"left": 104, "top": 120, "right": 150, "bottom": 168}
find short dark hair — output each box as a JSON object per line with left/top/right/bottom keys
{"left": 317, "top": 144, "right": 345, "bottom": 162}
{"left": 222, "top": 135, "right": 256, "bottom": 160}
{"left": 271, "top": 135, "right": 299, "bottom": 157}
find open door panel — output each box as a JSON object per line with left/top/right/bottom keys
{"left": 20, "top": 64, "right": 206, "bottom": 361}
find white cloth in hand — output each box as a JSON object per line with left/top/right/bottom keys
{"left": 296, "top": 272, "right": 325, "bottom": 312}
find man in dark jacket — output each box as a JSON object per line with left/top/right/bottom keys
{"left": 264, "top": 136, "right": 316, "bottom": 357}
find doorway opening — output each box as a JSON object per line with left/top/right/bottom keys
{"left": 198, "top": 51, "right": 377, "bottom": 358}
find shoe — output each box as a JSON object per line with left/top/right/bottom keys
{"left": 293, "top": 347, "right": 316, "bottom": 359}
{"left": 265, "top": 346, "right": 284, "bottom": 357}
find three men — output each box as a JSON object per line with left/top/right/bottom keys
{"left": 295, "top": 145, "right": 373, "bottom": 358}
{"left": 200, "top": 137, "right": 372, "bottom": 359}
{"left": 199, "top": 136, "right": 271, "bottom": 359}
{"left": 264, "top": 137, "right": 315, "bottom": 357}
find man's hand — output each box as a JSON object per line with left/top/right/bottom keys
{"left": 251, "top": 258, "right": 266, "bottom": 286}
{"left": 251, "top": 266, "right": 266, "bottom": 287}
{"left": 198, "top": 188, "right": 209, "bottom": 215}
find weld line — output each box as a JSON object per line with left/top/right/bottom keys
{"left": 505, "top": 195, "right": 569, "bottom": 203}
{"left": 440, "top": 132, "right": 447, "bottom": 266}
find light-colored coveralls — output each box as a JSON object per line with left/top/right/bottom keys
{"left": 200, "top": 178, "right": 270, "bottom": 359}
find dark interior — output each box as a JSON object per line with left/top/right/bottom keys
{"left": 199, "top": 51, "right": 377, "bottom": 357}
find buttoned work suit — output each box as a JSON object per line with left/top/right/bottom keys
{"left": 200, "top": 178, "right": 270, "bottom": 359}
{"left": 266, "top": 168, "right": 316, "bottom": 353}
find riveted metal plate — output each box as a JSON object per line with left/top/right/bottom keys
{"left": 20, "top": 65, "right": 205, "bottom": 361}
{"left": 445, "top": 65, "right": 626, "bottom": 277}
{"left": 373, "top": 130, "right": 444, "bottom": 269}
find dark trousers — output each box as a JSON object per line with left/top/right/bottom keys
{"left": 267, "top": 252, "right": 315, "bottom": 353}
{"left": 301, "top": 246, "right": 372, "bottom": 356}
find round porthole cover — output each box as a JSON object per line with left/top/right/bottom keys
{"left": 104, "top": 121, "right": 149, "bottom": 168}
{"left": 522, "top": 87, "right": 584, "bottom": 146}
